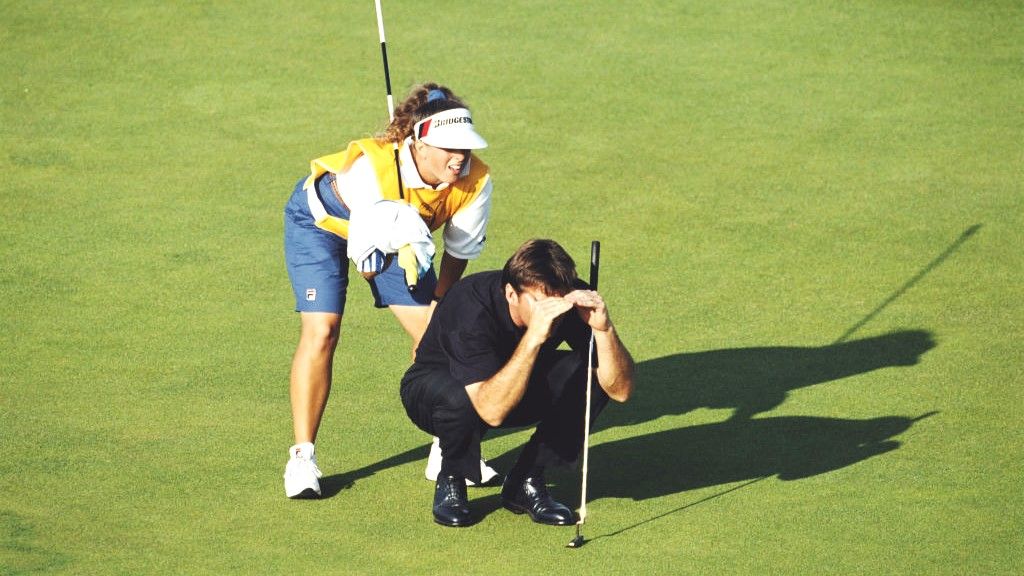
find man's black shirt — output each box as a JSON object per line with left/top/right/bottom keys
{"left": 415, "top": 271, "right": 590, "bottom": 386}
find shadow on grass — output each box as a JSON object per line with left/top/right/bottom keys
{"left": 319, "top": 330, "right": 936, "bottom": 499}
{"left": 468, "top": 412, "right": 936, "bottom": 526}
{"left": 585, "top": 411, "right": 936, "bottom": 500}
{"left": 318, "top": 444, "right": 429, "bottom": 498}
{"left": 466, "top": 329, "right": 938, "bottom": 523}
{"left": 595, "top": 223, "right": 976, "bottom": 429}
{"left": 599, "top": 329, "right": 936, "bottom": 428}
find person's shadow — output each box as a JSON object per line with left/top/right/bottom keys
{"left": 599, "top": 329, "right": 936, "bottom": 428}
{"left": 318, "top": 330, "right": 936, "bottom": 499}
{"left": 575, "top": 411, "right": 935, "bottom": 501}
{"left": 468, "top": 411, "right": 936, "bottom": 520}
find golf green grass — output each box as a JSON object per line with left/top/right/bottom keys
{"left": 2, "top": 1, "right": 1021, "bottom": 574}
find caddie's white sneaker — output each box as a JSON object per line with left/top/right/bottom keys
{"left": 425, "top": 436, "right": 501, "bottom": 486}
{"left": 284, "top": 442, "right": 322, "bottom": 499}
{"left": 477, "top": 457, "right": 500, "bottom": 486}
{"left": 425, "top": 437, "right": 442, "bottom": 481}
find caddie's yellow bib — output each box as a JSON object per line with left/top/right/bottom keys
{"left": 302, "top": 138, "right": 490, "bottom": 238}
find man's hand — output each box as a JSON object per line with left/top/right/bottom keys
{"left": 565, "top": 289, "right": 633, "bottom": 402}
{"left": 564, "top": 290, "right": 610, "bottom": 332}
{"left": 524, "top": 296, "right": 574, "bottom": 345}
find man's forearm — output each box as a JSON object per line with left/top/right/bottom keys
{"left": 435, "top": 252, "right": 468, "bottom": 298}
{"left": 464, "top": 336, "right": 543, "bottom": 426}
{"left": 594, "top": 325, "right": 635, "bottom": 402}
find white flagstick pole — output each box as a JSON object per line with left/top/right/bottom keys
{"left": 374, "top": 0, "right": 421, "bottom": 293}
{"left": 373, "top": 0, "right": 404, "bottom": 201}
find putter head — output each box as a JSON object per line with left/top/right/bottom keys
{"left": 566, "top": 535, "right": 586, "bottom": 548}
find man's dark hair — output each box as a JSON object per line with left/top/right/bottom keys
{"left": 501, "top": 239, "right": 578, "bottom": 295}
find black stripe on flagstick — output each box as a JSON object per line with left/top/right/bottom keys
{"left": 380, "top": 43, "right": 393, "bottom": 95}
{"left": 392, "top": 148, "right": 404, "bottom": 200}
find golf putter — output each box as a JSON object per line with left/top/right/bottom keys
{"left": 567, "top": 240, "right": 600, "bottom": 549}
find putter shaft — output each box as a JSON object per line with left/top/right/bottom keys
{"left": 566, "top": 525, "right": 585, "bottom": 548}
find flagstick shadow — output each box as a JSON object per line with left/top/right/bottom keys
{"left": 833, "top": 224, "right": 980, "bottom": 344}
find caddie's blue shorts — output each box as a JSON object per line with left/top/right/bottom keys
{"left": 283, "top": 176, "right": 437, "bottom": 314}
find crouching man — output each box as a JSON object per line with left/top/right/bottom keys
{"left": 399, "top": 239, "right": 635, "bottom": 527}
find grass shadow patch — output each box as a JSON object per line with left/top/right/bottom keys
{"left": 601, "top": 329, "right": 936, "bottom": 427}
{"left": 586, "top": 411, "right": 937, "bottom": 502}
{"left": 317, "top": 443, "right": 429, "bottom": 498}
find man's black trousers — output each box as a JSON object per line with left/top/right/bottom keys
{"left": 400, "top": 350, "right": 610, "bottom": 483}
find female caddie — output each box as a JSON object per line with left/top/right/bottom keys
{"left": 282, "top": 83, "right": 496, "bottom": 498}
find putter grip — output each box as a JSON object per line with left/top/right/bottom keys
{"left": 589, "top": 241, "right": 600, "bottom": 290}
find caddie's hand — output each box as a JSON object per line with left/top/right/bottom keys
{"left": 564, "top": 289, "right": 611, "bottom": 331}
{"left": 525, "top": 296, "right": 574, "bottom": 344}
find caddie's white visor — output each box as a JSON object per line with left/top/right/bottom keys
{"left": 413, "top": 108, "right": 487, "bottom": 150}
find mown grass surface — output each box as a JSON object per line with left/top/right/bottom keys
{"left": 2, "top": 1, "right": 1021, "bottom": 574}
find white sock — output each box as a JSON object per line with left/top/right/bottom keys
{"left": 290, "top": 442, "right": 315, "bottom": 460}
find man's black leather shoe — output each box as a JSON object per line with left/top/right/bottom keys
{"left": 501, "top": 474, "right": 576, "bottom": 526}
{"left": 433, "top": 475, "right": 474, "bottom": 527}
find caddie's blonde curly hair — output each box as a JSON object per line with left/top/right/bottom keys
{"left": 379, "top": 82, "right": 471, "bottom": 144}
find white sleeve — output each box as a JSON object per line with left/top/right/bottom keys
{"left": 335, "top": 155, "right": 383, "bottom": 213}
{"left": 443, "top": 176, "right": 492, "bottom": 260}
